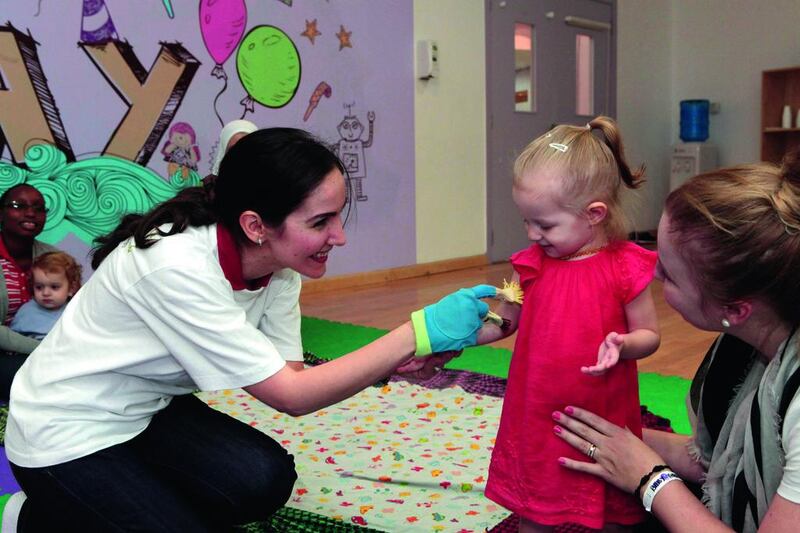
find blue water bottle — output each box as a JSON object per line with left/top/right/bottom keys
{"left": 680, "top": 100, "right": 710, "bottom": 142}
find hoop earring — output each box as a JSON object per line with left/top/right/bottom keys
{"left": 257, "top": 237, "right": 262, "bottom": 247}
{"left": 721, "top": 318, "right": 730, "bottom": 328}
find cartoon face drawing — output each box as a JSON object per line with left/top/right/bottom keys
{"left": 172, "top": 131, "right": 192, "bottom": 149}
{"left": 337, "top": 117, "right": 364, "bottom": 141}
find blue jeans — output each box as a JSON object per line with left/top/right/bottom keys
{"left": 11, "top": 394, "right": 297, "bottom": 532}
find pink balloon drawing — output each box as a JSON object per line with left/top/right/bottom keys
{"left": 200, "top": 0, "right": 247, "bottom": 126}
{"left": 199, "top": 0, "right": 247, "bottom": 80}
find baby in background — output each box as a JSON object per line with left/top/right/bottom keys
{"left": 11, "top": 251, "right": 82, "bottom": 340}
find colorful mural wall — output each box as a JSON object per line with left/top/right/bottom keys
{"left": 0, "top": 0, "right": 415, "bottom": 276}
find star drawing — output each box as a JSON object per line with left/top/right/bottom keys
{"left": 336, "top": 25, "right": 352, "bottom": 51}
{"left": 301, "top": 19, "right": 321, "bottom": 44}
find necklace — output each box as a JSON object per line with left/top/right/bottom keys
{"left": 560, "top": 245, "right": 607, "bottom": 261}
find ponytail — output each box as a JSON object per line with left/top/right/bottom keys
{"left": 587, "top": 116, "right": 645, "bottom": 190}
{"left": 91, "top": 187, "right": 216, "bottom": 269}
{"left": 92, "top": 127, "right": 347, "bottom": 270}
{"left": 775, "top": 148, "right": 800, "bottom": 235}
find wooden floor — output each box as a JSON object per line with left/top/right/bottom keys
{"left": 300, "top": 261, "right": 717, "bottom": 380}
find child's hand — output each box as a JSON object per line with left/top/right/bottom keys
{"left": 581, "top": 332, "right": 624, "bottom": 376}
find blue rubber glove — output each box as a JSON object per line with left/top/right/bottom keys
{"left": 410, "top": 284, "right": 497, "bottom": 356}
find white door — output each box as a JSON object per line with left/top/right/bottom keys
{"left": 486, "top": 0, "right": 616, "bottom": 262}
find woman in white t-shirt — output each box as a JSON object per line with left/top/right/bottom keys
{"left": 4, "top": 128, "right": 496, "bottom": 531}
{"left": 552, "top": 152, "right": 800, "bottom": 532}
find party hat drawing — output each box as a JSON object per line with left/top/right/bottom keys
{"left": 81, "top": 0, "right": 119, "bottom": 43}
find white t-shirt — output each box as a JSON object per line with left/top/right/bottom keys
{"left": 6, "top": 224, "right": 302, "bottom": 468}
{"left": 778, "top": 390, "right": 800, "bottom": 502}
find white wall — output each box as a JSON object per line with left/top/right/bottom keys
{"left": 413, "top": 0, "right": 486, "bottom": 263}
{"left": 618, "top": 0, "right": 800, "bottom": 230}
{"left": 671, "top": 0, "right": 800, "bottom": 165}
{"left": 412, "top": 0, "right": 800, "bottom": 266}
{"left": 616, "top": 0, "right": 673, "bottom": 231}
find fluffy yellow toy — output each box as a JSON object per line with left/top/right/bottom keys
{"left": 484, "top": 279, "right": 523, "bottom": 326}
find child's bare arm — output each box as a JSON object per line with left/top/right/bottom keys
{"left": 582, "top": 284, "right": 660, "bottom": 376}
{"left": 618, "top": 284, "right": 660, "bottom": 360}
{"left": 476, "top": 272, "right": 523, "bottom": 345}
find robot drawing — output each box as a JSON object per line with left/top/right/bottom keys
{"left": 334, "top": 104, "right": 375, "bottom": 202}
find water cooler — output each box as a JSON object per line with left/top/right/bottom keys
{"left": 670, "top": 99, "right": 718, "bottom": 190}
{"left": 669, "top": 143, "right": 718, "bottom": 190}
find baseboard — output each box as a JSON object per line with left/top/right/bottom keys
{"left": 302, "top": 254, "right": 489, "bottom": 294}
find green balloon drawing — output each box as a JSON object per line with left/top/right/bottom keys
{"left": 237, "top": 25, "right": 301, "bottom": 111}
{"left": 0, "top": 144, "right": 200, "bottom": 246}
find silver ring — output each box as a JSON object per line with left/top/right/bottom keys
{"left": 586, "top": 443, "right": 597, "bottom": 459}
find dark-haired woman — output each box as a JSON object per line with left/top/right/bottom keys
{"left": 553, "top": 154, "right": 800, "bottom": 532}
{"left": 4, "top": 128, "right": 494, "bottom": 531}
{"left": 0, "top": 184, "right": 56, "bottom": 400}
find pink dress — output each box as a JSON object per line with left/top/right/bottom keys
{"left": 485, "top": 241, "right": 656, "bottom": 529}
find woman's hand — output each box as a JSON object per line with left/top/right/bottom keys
{"left": 411, "top": 285, "right": 497, "bottom": 355}
{"left": 553, "top": 406, "right": 667, "bottom": 494}
{"left": 394, "top": 350, "right": 461, "bottom": 381}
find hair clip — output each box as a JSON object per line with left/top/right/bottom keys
{"left": 549, "top": 142, "right": 568, "bottom": 152}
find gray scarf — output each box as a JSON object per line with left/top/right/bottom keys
{"left": 692, "top": 330, "right": 800, "bottom": 532}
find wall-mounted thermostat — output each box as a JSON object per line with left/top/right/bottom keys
{"left": 416, "top": 40, "right": 439, "bottom": 80}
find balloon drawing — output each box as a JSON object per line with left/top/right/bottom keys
{"left": 237, "top": 25, "right": 301, "bottom": 113}
{"left": 199, "top": 0, "right": 247, "bottom": 80}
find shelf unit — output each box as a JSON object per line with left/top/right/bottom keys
{"left": 761, "top": 66, "right": 800, "bottom": 163}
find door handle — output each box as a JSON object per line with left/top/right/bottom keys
{"left": 564, "top": 16, "right": 611, "bottom": 32}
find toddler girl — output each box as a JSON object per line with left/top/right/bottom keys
{"left": 482, "top": 116, "right": 660, "bottom": 531}
{"left": 10, "top": 251, "right": 82, "bottom": 340}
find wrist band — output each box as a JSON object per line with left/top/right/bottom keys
{"left": 642, "top": 470, "right": 681, "bottom": 512}
{"left": 634, "top": 464, "right": 670, "bottom": 501}
{"left": 410, "top": 310, "right": 432, "bottom": 356}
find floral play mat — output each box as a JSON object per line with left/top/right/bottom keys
{"left": 198, "top": 380, "right": 510, "bottom": 532}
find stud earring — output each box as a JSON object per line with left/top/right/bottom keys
{"left": 257, "top": 237, "right": 262, "bottom": 247}
{"left": 721, "top": 318, "right": 730, "bottom": 328}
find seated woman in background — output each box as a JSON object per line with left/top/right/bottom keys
{"left": 203, "top": 119, "right": 259, "bottom": 195}
{"left": 0, "top": 184, "right": 57, "bottom": 399}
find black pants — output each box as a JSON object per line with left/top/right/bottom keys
{"left": 0, "top": 353, "right": 28, "bottom": 401}
{"left": 11, "top": 394, "right": 297, "bottom": 532}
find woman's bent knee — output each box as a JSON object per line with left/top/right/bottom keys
{"left": 230, "top": 445, "right": 297, "bottom": 521}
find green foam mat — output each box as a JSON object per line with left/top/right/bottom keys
{"left": 238, "top": 506, "right": 383, "bottom": 532}
{"left": 302, "top": 316, "right": 692, "bottom": 434}
{"left": 0, "top": 494, "right": 9, "bottom": 522}
{"left": 301, "top": 316, "right": 512, "bottom": 378}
